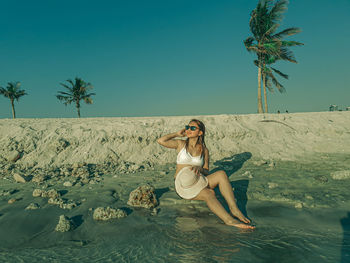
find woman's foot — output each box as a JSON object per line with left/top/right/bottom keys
{"left": 229, "top": 207, "right": 251, "bottom": 224}
{"left": 224, "top": 218, "right": 255, "bottom": 229}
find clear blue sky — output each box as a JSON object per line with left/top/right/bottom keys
{"left": 0, "top": 0, "right": 349, "bottom": 118}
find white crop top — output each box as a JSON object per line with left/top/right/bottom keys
{"left": 176, "top": 146, "right": 204, "bottom": 166}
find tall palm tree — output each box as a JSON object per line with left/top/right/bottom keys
{"left": 0, "top": 81, "right": 27, "bottom": 119}
{"left": 56, "top": 77, "right": 95, "bottom": 118}
{"left": 244, "top": 0, "right": 303, "bottom": 113}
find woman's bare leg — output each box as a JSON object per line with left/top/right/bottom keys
{"left": 206, "top": 170, "right": 250, "bottom": 224}
{"left": 192, "top": 188, "right": 254, "bottom": 229}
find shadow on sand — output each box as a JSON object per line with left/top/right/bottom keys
{"left": 341, "top": 212, "right": 350, "bottom": 263}
{"left": 211, "top": 152, "right": 252, "bottom": 219}
{"left": 155, "top": 187, "right": 170, "bottom": 201}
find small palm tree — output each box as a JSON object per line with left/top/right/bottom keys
{"left": 56, "top": 77, "right": 95, "bottom": 118}
{"left": 0, "top": 81, "right": 27, "bottom": 119}
{"left": 244, "top": 0, "right": 303, "bottom": 113}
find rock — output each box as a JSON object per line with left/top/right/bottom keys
{"left": 25, "top": 203, "right": 40, "bottom": 210}
{"left": 130, "top": 164, "right": 140, "bottom": 171}
{"left": 63, "top": 181, "right": 73, "bottom": 187}
{"left": 268, "top": 182, "right": 278, "bottom": 189}
{"left": 305, "top": 195, "right": 313, "bottom": 200}
{"left": 93, "top": 207, "right": 127, "bottom": 221}
{"left": 268, "top": 161, "right": 276, "bottom": 168}
{"left": 32, "top": 175, "right": 48, "bottom": 183}
{"left": 60, "top": 202, "right": 77, "bottom": 210}
{"left": 127, "top": 184, "right": 158, "bottom": 209}
{"left": 0, "top": 189, "right": 16, "bottom": 196}
{"left": 47, "top": 197, "right": 78, "bottom": 209}
{"left": 33, "top": 189, "right": 44, "bottom": 197}
{"left": 55, "top": 215, "right": 74, "bottom": 232}
{"left": 43, "top": 189, "right": 60, "bottom": 199}
{"left": 253, "top": 160, "right": 268, "bottom": 166}
{"left": 8, "top": 151, "right": 21, "bottom": 162}
{"left": 8, "top": 198, "right": 17, "bottom": 204}
{"left": 33, "top": 189, "right": 60, "bottom": 199}
{"left": 48, "top": 198, "right": 64, "bottom": 206}
{"left": 81, "top": 178, "right": 89, "bottom": 184}
{"left": 13, "top": 173, "right": 26, "bottom": 183}
{"left": 160, "top": 171, "right": 167, "bottom": 176}
{"left": 294, "top": 202, "right": 303, "bottom": 209}
{"left": 314, "top": 175, "right": 328, "bottom": 183}
{"left": 330, "top": 170, "right": 350, "bottom": 180}
{"left": 242, "top": 171, "right": 253, "bottom": 178}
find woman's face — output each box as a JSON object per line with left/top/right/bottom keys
{"left": 185, "top": 121, "right": 202, "bottom": 138}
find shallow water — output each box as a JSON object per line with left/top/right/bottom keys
{"left": 1, "top": 153, "right": 350, "bottom": 262}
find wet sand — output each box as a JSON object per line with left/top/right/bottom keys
{"left": 1, "top": 153, "right": 350, "bottom": 262}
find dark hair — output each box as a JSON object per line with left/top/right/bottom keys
{"left": 185, "top": 119, "right": 206, "bottom": 157}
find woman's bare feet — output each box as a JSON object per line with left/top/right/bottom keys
{"left": 224, "top": 218, "right": 255, "bottom": 229}
{"left": 229, "top": 207, "right": 251, "bottom": 224}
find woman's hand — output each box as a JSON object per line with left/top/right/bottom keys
{"left": 190, "top": 166, "right": 202, "bottom": 176}
{"left": 176, "top": 128, "right": 186, "bottom": 137}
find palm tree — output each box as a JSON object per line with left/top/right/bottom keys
{"left": 244, "top": 0, "right": 303, "bottom": 113}
{"left": 0, "top": 81, "right": 27, "bottom": 119}
{"left": 255, "top": 55, "right": 289, "bottom": 113}
{"left": 56, "top": 77, "right": 95, "bottom": 118}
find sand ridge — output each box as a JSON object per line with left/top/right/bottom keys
{"left": 0, "top": 111, "right": 349, "bottom": 169}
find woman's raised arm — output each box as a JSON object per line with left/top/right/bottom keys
{"left": 157, "top": 129, "right": 185, "bottom": 149}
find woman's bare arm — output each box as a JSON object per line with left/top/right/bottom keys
{"left": 156, "top": 129, "right": 186, "bottom": 149}
{"left": 201, "top": 147, "right": 210, "bottom": 175}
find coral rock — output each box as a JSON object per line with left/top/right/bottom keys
{"left": 63, "top": 181, "right": 73, "bottom": 187}
{"left": 25, "top": 203, "right": 40, "bottom": 210}
{"left": 294, "top": 203, "right": 303, "bottom": 209}
{"left": 9, "top": 151, "right": 21, "bottom": 162}
{"left": 93, "top": 207, "right": 127, "bottom": 221}
{"left": 55, "top": 215, "right": 74, "bottom": 232}
{"left": 268, "top": 182, "right": 278, "bottom": 189}
{"left": 330, "top": 170, "right": 350, "bottom": 180}
{"left": 13, "top": 173, "right": 26, "bottom": 183}
{"left": 127, "top": 184, "right": 158, "bottom": 209}
{"left": 33, "top": 189, "right": 44, "bottom": 197}
{"left": 43, "top": 189, "right": 60, "bottom": 199}
{"left": 8, "top": 198, "right": 17, "bottom": 204}
{"left": 32, "top": 175, "right": 48, "bottom": 183}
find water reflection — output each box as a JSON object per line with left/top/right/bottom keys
{"left": 175, "top": 216, "right": 200, "bottom": 232}
{"left": 172, "top": 211, "right": 243, "bottom": 263}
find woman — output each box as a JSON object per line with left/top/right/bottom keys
{"left": 157, "top": 119, "right": 255, "bottom": 229}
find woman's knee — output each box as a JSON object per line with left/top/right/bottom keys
{"left": 218, "top": 170, "right": 228, "bottom": 180}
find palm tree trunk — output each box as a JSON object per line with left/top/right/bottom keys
{"left": 11, "top": 99, "right": 16, "bottom": 119}
{"left": 257, "top": 67, "right": 264, "bottom": 113}
{"left": 76, "top": 101, "right": 80, "bottom": 118}
{"left": 263, "top": 72, "right": 268, "bottom": 113}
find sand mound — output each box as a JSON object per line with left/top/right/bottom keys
{"left": 0, "top": 112, "right": 349, "bottom": 169}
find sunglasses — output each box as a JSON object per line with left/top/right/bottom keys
{"left": 185, "top": 125, "right": 198, "bottom": 131}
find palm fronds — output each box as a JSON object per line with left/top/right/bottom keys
{"left": 56, "top": 77, "right": 95, "bottom": 117}
{"left": 244, "top": 0, "right": 303, "bottom": 112}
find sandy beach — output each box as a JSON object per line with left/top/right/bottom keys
{"left": 1, "top": 111, "right": 350, "bottom": 262}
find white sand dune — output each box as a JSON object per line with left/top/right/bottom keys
{"left": 0, "top": 111, "right": 349, "bottom": 168}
